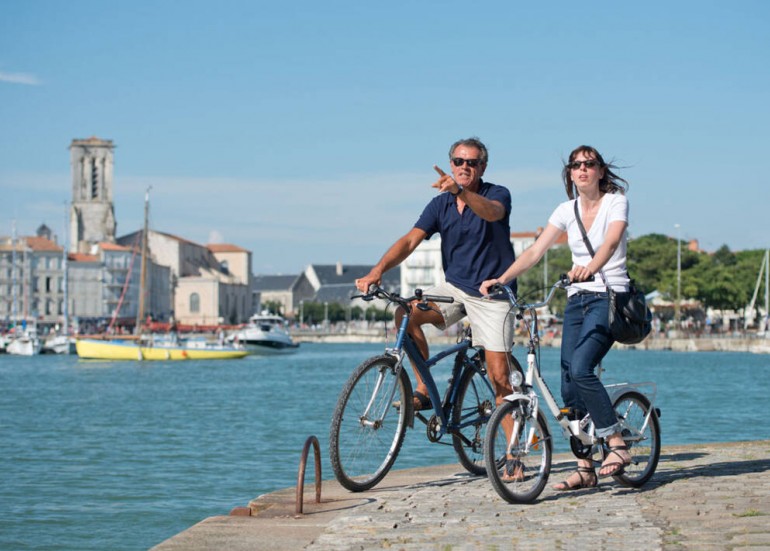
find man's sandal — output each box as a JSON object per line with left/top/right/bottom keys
{"left": 501, "top": 459, "right": 524, "bottom": 483}
{"left": 412, "top": 391, "right": 431, "bottom": 412}
{"left": 553, "top": 466, "right": 597, "bottom": 491}
{"left": 393, "top": 391, "right": 431, "bottom": 411}
{"left": 599, "top": 445, "right": 631, "bottom": 478}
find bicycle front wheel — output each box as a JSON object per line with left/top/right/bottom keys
{"left": 451, "top": 359, "right": 495, "bottom": 475}
{"left": 329, "top": 355, "right": 410, "bottom": 492}
{"left": 610, "top": 390, "right": 660, "bottom": 488}
{"left": 484, "top": 399, "right": 552, "bottom": 504}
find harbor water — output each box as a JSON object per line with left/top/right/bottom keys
{"left": 1, "top": 343, "right": 768, "bottom": 550}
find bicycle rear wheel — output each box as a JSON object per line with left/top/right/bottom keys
{"left": 484, "top": 399, "right": 552, "bottom": 504}
{"left": 610, "top": 390, "right": 660, "bottom": 488}
{"left": 329, "top": 355, "right": 410, "bottom": 492}
{"left": 451, "top": 354, "right": 495, "bottom": 475}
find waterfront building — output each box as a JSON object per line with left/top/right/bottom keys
{"left": 252, "top": 274, "right": 298, "bottom": 317}
{"left": 67, "top": 242, "right": 170, "bottom": 332}
{"left": 117, "top": 230, "right": 249, "bottom": 326}
{"left": 0, "top": 234, "right": 64, "bottom": 329}
{"left": 294, "top": 263, "right": 401, "bottom": 319}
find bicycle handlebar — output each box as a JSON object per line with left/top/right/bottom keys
{"left": 352, "top": 285, "right": 454, "bottom": 309}
{"left": 489, "top": 273, "right": 594, "bottom": 312}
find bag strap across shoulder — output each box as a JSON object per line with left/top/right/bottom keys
{"left": 573, "top": 199, "right": 612, "bottom": 290}
{"left": 573, "top": 200, "right": 596, "bottom": 257}
{"left": 573, "top": 199, "right": 634, "bottom": 292}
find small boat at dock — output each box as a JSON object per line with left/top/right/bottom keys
{"left": 228, "top": 313, "right": 299, "bottom": 354}
{"left": 75, "top": 336, "right": 248, "bottom": 361}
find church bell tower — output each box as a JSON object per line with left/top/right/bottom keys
{"left": 69, "top": 137, "right": 117, "bottom": 253}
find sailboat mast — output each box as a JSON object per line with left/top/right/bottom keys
{"left": 765, "top": 249, "right": 770, "bottom": 338}
{"left": 62, "top": 202, "right": 69, "bottom": 336}
{"left": 136, "top": 188, "right": 150, "bottom": 334}
{"left": 11, "top": 220, "right": 17, "bottom": 327}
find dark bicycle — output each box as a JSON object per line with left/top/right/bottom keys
{"left": 329, "top": 285, "right": 508, "bottom": 492}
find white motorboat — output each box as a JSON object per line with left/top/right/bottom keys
{"left": 6, "top": 330, "right": 42, "bottom": 356}
{"left": 228, "top": 313, "right": 299, "bottom": 354}
{"left": 42, "top": 334, "right": 77, "bottom": 355}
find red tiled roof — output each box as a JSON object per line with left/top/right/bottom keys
{"left": 100, "top": 242, "right": 133, "bottom": 252}
{"left": 69, "top": 253, "right": 99, "bottom": 262}
{"left": 207, "top": 244, "right": 248, "bottom": 253}
{"left": 24, "top": 236, "right": 63, "bottom": 252}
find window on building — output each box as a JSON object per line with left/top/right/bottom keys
{"left": 91, "top": 158, "right": 99, "bottom": 199}
{"left": 190, "top": 293, "right": 200, "bottom": 313}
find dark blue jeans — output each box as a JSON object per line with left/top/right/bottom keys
{"left": 560, "top": 292, "right": 620, "bottom": 438}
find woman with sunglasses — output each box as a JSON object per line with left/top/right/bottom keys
{"left": 480, "top": 145, "right": 632, "bottom": 491}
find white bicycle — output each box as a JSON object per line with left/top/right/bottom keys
{"left": 484, "top": 276, "right": 661, "bottom": 504}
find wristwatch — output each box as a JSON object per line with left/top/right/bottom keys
{"left": 451, "top": 184, "right": 464, "bottom": 196}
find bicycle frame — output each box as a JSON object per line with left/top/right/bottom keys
{"left": 386, "top": 312, "right": 484, "bottom": 439}
{"left": 495, "top": 279, "right": 658, "bottom": 449}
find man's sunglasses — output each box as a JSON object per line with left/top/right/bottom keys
{"left": 567, "top": 160, "right": 601, "bottom": 170}
{"left": 451, "top": 157, "right": 482, "bottom": 168}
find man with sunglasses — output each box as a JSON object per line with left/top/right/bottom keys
{"left": 355, "top": 136, "right": 516, "bottom": 415}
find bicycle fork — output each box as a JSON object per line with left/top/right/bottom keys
{"left": 360, "top": 355, "right": 407, "bottom": 429}
{"left": 507, "top": 396, "right": 542, "bottom": 456}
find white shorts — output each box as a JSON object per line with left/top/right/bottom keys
{"left": 425, "top": 281, "right": 514, "bottom": 352}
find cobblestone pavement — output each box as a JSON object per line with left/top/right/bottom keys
{"left": 153, "top": 440, "right": 770, "bottom": 550}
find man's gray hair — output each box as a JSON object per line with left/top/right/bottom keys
{"left": 448, "top": 137, "right": 488, "bottom": 165}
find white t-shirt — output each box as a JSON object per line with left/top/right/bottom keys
{"left": 548, "top": 193, "right": 630, "bottom": 294}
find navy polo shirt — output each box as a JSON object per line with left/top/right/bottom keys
{"left": 414, "top": 180, "right": 517, "bottom": 297}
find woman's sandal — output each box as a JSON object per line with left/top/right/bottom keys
{"left": 553, "top": 466, "right": 597, "bottom": 491}
{"left": 599, "top": 445, "right": 632, "bottom": 478}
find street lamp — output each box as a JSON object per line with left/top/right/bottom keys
{"left": 675, "top": 224, "right": 681, "bottom": 329}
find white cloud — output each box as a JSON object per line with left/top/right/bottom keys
{"left": 0, "top": 71, "right": 42, "bottom": 85}
{"left": 207, "top": 230, "right": 224, "bottom": 244}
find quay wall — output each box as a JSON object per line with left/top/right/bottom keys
{"left": 292, "top": 331, "right": 770, "bottom": 354}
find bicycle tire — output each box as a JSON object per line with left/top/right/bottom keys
{"left": 329, "top": 355, "right": 410, "bottom": 492}
{"left": 610, "top": 390, "right": 660, "bottom": 488}
{"left": 484, "top": 399, "right": 552, "bottom": 504}
{"left": 451, "top": 353, "right": 495, "bottom": 475}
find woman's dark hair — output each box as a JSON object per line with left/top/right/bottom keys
{"left": 561, "top": 145, "right": 629, "bottom": 199}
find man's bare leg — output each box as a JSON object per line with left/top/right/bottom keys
{"left": 394, "top": 303, "right": 444, "bottom": 403}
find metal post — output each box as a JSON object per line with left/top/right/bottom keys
{"left": 675, "top": 224, "right": 681, "bottom": 329}
{"left": 295, "top": 435, "right": 322, "bottom": 515}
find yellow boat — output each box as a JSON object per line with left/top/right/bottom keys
{"left": 75, "top": 338, "right": 248, "bottom": 361}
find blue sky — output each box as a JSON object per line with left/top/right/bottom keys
{"left": 1, "top": 1, "right": 768, "bottom": 275}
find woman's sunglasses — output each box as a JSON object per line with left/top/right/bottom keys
{"left": 567, "top": 160, "right": 600, "bottom": 170}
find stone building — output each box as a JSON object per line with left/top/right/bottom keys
{"left": 67, "top": 243, "right": 171, "bottom": 332}
{"left": 117, "top": 230, "right": 250, "bottom": 326}
{"left": 0, "top": 233, "right": 65, "bottom": 328}
{"left": 69, "top": 137, "right": 117, "bottom": 253}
